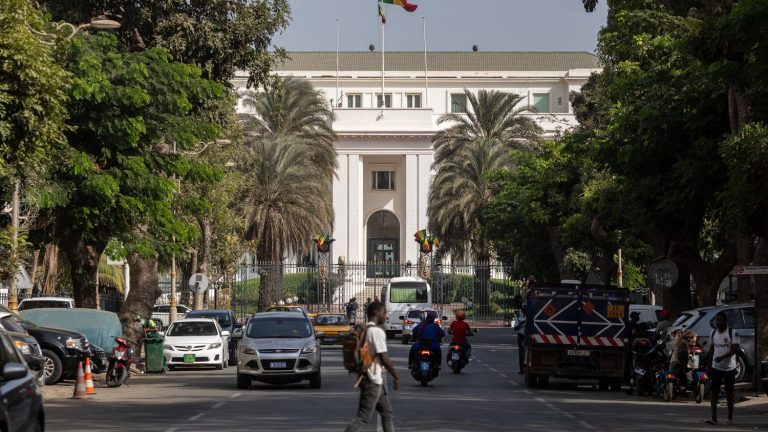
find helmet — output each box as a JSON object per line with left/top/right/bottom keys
{"left": 661, "top": 309, "right": 672, "bottom": 319}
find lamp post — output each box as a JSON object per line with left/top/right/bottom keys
{"left": 7, "top": 180, "right": 20, "bottom": 311}
{"left": 314, "top": 233, "right": 334, "bottom": 308}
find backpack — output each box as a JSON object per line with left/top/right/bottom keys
{"left": 341, "top": 324, "right": 375, "bottom": 385}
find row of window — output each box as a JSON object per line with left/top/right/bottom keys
{"left": 344, "top": 92, "right": 552, "bottom": 113}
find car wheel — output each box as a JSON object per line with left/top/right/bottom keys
{"left": 228, "top": 350, "right": 238, "bottom": 366}
{"left": 401, "top": 335, "right": 409, "bottom": 345}
{"left": 237, "top": 373, "right": 251, "bottom": 389}
{"left": 222, "top": 349, "right": 228, "bottom": 369}
{"left": 41, "top": 349, "right": 63, "bottom": 386}
{"left": 734, "top": 355, "right": 746, "bottom": 382}
{"left": 309, "top": 373, "right": 322, "bottom": 389}
{"left": 385, "top": 331, "right": 395, "bottom": 340}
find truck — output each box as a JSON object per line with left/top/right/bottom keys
{"left": 524, "top": 283, "right": 629, "bottom": 390}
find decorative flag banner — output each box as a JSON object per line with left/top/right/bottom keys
{"left": 379, "top": 2, "right": 386, "bottom": 24}
{"left": 381, "top": 0, "right": 418, "bottom": 12}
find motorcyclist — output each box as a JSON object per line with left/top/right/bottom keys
{"left": 409, "top": 310, "right": 445, "bottom": 369}
{"left": 655, "top": 309, "right": 673, "bottom": 341}
{"left": 448, "top": 310, "right": 472, "bottom": 358}
{"left": 669, "top": 329, "right": 696, "bottom": 389}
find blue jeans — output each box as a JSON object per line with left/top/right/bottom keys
{"left": 345, "top": 378, "right": 395, "bottom": 432}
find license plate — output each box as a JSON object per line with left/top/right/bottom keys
{"left": 323, "top": 338, "right": 336, "bottom": 343}
{"left": 420, "top": 361, "right": 430, "bottom": 372}
{"left": 567, "top": 349, "right": 590, "bottom": 357}
{"left": 270, "top": 361, "right": 287, "bottom": 369}
{"left": 183, "top": 354, "right": 196, "bottom": 363}
{"left": 451, "top": 353, "right": 460, "bottom": 360}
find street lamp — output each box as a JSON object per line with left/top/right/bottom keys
{"left": 28, "top": 15, "right": 121, "bottom": 45}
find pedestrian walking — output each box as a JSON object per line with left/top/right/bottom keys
{"left": 345, "top": 301, "right": 400, "bottom": 432}
{"left": 346, "top": 297, "right": 359, "bottom": 324}
{"left": 704, "top": 311, "right": 740, "bottom": 426}
{"left": 515, "top": 308, "right": 526, "bottom": 374}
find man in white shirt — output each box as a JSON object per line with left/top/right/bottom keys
{"left": 345, "top": 301, "right": 400, "bottom": 432}
{"left": 705, "top": 311, "right": 741, "bottom": 425}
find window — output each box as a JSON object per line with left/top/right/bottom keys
{"left": 743, "top": 307, "right": 755, "bottom": 328}
{"left": 376, "top": 93, "right": 392, "bottom": 108}
{"left": 532, "top": 93, "right": 550, "bottom": 113}
{"left": 450, "top": 93, "right": 468, "bottom": 113}
{"left": 389, "top": 282, "right": 428, "bottom": 303}
{"left": 708, "top": 308, "right": 745, "bottom": 330}
{"left": 246, "top": 317, "right": 312, "bottom": 339}
{"left": 406, "top": 94, "right": 422, "bottom": 108}
{"left": 371, "top": 171, "right": 395, "bottom": 190}
{"left": 166, "top": 321, "right": 218, "bottom": 336}
{"left": 347, "top": 94, "right": 362, "bottom": 108}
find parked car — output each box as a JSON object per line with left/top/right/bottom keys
{"left": 235, "top": 312, "right": 322, "bottom": 389}
{"left": 0, "top": 330, "right": 45, "bottom": 431}
{"left": 17, "top": 297, "right": 74, "bottom": 311}
{"left": 19, "top": 308, "right": 122, "bottom": 353}
{"left": 312, "top": 313, "right": 352, "bottom": 345}
{"left": 629, "top": 304, "right": 664, "bottom": 327}
{"left": 152, "top": 304, "right": 192, "bottom": 330}
{"left": 185, "top": 310, "right": 240, "bottom": 366}
{"left": 668, "top": 303, "right": 755, "bottom": 382}
{"left": 0, "top": 313, "right": 44, "bottom": 377}
{"left": 163, "top": 318, "right": 230, "bottom": 370}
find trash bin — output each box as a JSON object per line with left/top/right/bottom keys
{"left": 144, "top": 334, "right": 166, "bottom": 373}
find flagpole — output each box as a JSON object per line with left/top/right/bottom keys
{"left": 422, "top": 16, "right": 428, "bottom": 107}
{"left": 336, "top": 17, "right": 340, "bottom": 107}
{"left": 381, "top": 10, "right": 385, "bottom": 113}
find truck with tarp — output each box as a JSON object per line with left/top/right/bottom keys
{"left": 524, "top": 283, "right": 629, "bottom": 390}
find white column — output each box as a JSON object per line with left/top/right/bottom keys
{"left": 347, "top": 155, "right": 364, "bottom": 262}
{"left": 332, "top": 154, "right": 349, "bottom": 263}
{"left": 417, "top": 153, "right": 432, "bottom": 230}
{"left": 405, "top": 154, "right": 419, "bottom": 264}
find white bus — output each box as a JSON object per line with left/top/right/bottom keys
{"left": 381, "top": 277, "right": 432, "bottom": 339}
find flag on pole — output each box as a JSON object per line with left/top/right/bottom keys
{"left": 381, "top": 0, "right": 418, "bottom": 14}
{"left": 378, "top": 1, "right": 387, "bottom": 24}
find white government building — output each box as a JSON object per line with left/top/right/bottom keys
{"left": 233, "top": 51, "right": 601, "bottom": 268}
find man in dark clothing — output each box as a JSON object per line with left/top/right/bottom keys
{"left": 346, "top": 297, "right": 359, "bottom": 324}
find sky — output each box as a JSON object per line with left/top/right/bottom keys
{"left": 273, "top": 0, "right": 609, "bottom": 53}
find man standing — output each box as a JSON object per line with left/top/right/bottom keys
{"left": 346, "top": 297, "right": 359, "bottom": 324}
{"left": 345, "top": 301, "right": 400, "bottom": 432}
{"left": 705, "top": 311, "right": 740, "bottom": 426}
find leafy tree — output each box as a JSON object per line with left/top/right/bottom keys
{"left": 40, "top": 34, "right": 226, "bottom": 324}
{"left": 38, "top": 0, "right": 290, "bottom": 87}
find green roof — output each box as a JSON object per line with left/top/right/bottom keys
{"left": 276, "top": 51, "right": 601, "bottom": 72}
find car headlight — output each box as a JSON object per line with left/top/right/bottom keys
{"left": 302, "top": 345, "right": 317, "bottom": 354}
{"left": 163, "top": 344, "right": 173, "bottom": 350}
{"left": 208, "top": 342, "right": 222, "bottom": 349}
{"left": 241, "top": 346, "right": 256, "bottom": 355}
{"left": 14, "top": 340, "right": 31, "bottom": 355}
{"left": 66, "top": 337, "right": 83, "bottom": 350}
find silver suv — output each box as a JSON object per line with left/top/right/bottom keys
{"left": 235, "top": 312, "right": 322, "bottom": 389}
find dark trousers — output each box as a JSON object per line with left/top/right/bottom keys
{"left": 517, "top": 333, "right": 525, "bottom": 370}
{"left": 345, "top": 378, "right": 395, "bottom": 432}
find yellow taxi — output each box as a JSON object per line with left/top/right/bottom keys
{"left": 312, "top": 313, "right": 353, "bottom": 345}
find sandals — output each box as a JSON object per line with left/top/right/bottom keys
{"left": 703, "top": 418, "right": 718, "bottom": 425}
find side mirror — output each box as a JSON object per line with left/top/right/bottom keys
{"left": 2, "top": 362, "right": 28, "bottom": 381}
{"left": 232, "top": 328, "right": 243, "bottom": 339}
{"left": 398, "top": 316, "right": 405, "bottom": 320}
{"left": 315, "top": 332, "right": 326, "bottom": 339}
{"left": 221, "top": 331, "right": 230, "bottom": 337}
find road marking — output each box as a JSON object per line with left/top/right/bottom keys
{"left": 488, "top": 367, "right": 498, "bottom": 373}
{"left": 211, "top": 401, "right": 225, "bottom": 409}
{"left": 499, "top": 373, "right": 508, "bottom": 378}
{"left": 533, "top": 395, "right": 598, "bottom": 431}
{"left": 187, "top": 413, "right": 205, "bottom": 422}
{"left": 164, "top": 429, "right": 178, "bottom": 432}
{"left": 230, "top": 392, "right": 242, "bottom": 399}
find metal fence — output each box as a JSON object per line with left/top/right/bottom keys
{"left": 158, "top": 261, "right": 524, "bottom": 326}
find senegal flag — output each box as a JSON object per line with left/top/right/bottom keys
{"left": 381, "top": 0, "right": 418, "bottom": 13}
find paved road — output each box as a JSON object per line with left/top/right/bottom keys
{"left": 46, "top": 329, "right": 766, "bottom": 431}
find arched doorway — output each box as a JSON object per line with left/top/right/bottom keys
{"left": 366, "top": 210, "right": 400, "bottom": 277}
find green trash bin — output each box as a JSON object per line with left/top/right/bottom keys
{"left": 144, "top": 334, "right": 166, "bottom": 373}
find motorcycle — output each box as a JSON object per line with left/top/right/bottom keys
{"left": 106, "top": 336, "right": 134, "bottom": 388}
{"left": 446, "top": 329, "right": 477, "bottom": 374}
{"left": 630, "top": 337, "right": 667, "bottom": 396}
{"left": 656, "top": 331, "right": 710, "bottom": 402}
{"left": 411, "top": 347, "right": 439, "bottom": 386}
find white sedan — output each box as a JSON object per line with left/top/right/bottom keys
{"left": 163, "top": 318, "right": 230, "bottom": 369}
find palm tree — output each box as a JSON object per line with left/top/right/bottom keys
{"left": 240, "top": 77, "right": 337, "bottom": 180}
{"left": 429, "top": 89, "right": 541, "bottom": 259}
{"left": 429, "top": 90, "right": 541, "bottom": 311}
{"left": 240, "top": 78, "right": 337, "bottom": 310}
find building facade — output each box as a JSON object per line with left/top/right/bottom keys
{"left": 233, "top": 51, "right": 601, "bottom": 267}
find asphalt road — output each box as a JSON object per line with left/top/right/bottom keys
{"left": 45, "top": 329, "right": 766, "bottom": 431}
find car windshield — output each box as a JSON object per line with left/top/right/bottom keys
{"left": 18, "top": 300, "right": 70, "bottom": 310}
{"left": 389, "top": 282, "right": 428, "bottom": 303}
{"left": 188, "top": 312, "right": 232, "bottom": 328}
{"left": 407, "top": 311, "right": 424, "bottom": 320}
{"left": 0, "top": 317, "right": 25, "bottom": 334}
{"left": 247, "top": 317, "right": 312, "bottom": 339}
{"left": 167, "top": 321, "right": 218, "bottom": 337}
{"left": 672, "top": 312, "right": 693, "bottom": 327}
{"left": 315, "top": 315, "right": 349, "bottom": 326}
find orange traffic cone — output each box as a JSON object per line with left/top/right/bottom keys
{"left": 84, "top": 357, "right": 96, "bottom": 395}
{"left": 71, "top": 361, "right": 88, "bottom": 399}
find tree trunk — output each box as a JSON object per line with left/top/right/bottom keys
{"left": 197, "top": 217, "right": 212, "bottom": 310}
{"left": 590, "top": 216, "right": 616, "bottom": 284}
{"left": 660, "top": 261, "right": 693, "bottom": 317}
{"left": 41, "top": 244, "right": 59, "bottom": 295}
{"left": 547, "top": 226, "right": 575, "bottom": 281}
{"left": 685, "top": 245, "right": 736, "bottom": 308}
{"left": 181, "top": 252, "right": 197, "bottom": 307}
{"left": 753, "top": 238, "right": 768, "bottom": 372}
{"left": 736, "top": 236, "right": 753, "bottom": 303}
{"left": 62, "top": 235, "right": 105, "bottom": 309}
{"left": 258, "top": 250, "right": 283, "bottom": 312}
{"left": 28, "top": 248, "right": 40, "bottom": 295}
{"left": 118, "top": 253, "right": 161, "bottom": 347}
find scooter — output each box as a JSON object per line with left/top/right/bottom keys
{"left": 106, "top": 336, "right": 134, "bottom": 388}
{"left": 631, "top": 337, "right": 667, "bottom": 396}
{"left": 446, "top": 328, "right": 478, "bottom": 374}
{"left": 411, "top": 347, "right": 439, "bottom": 386}
{"left": 657, "top": 334, "right": 710, "bottom": 402}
